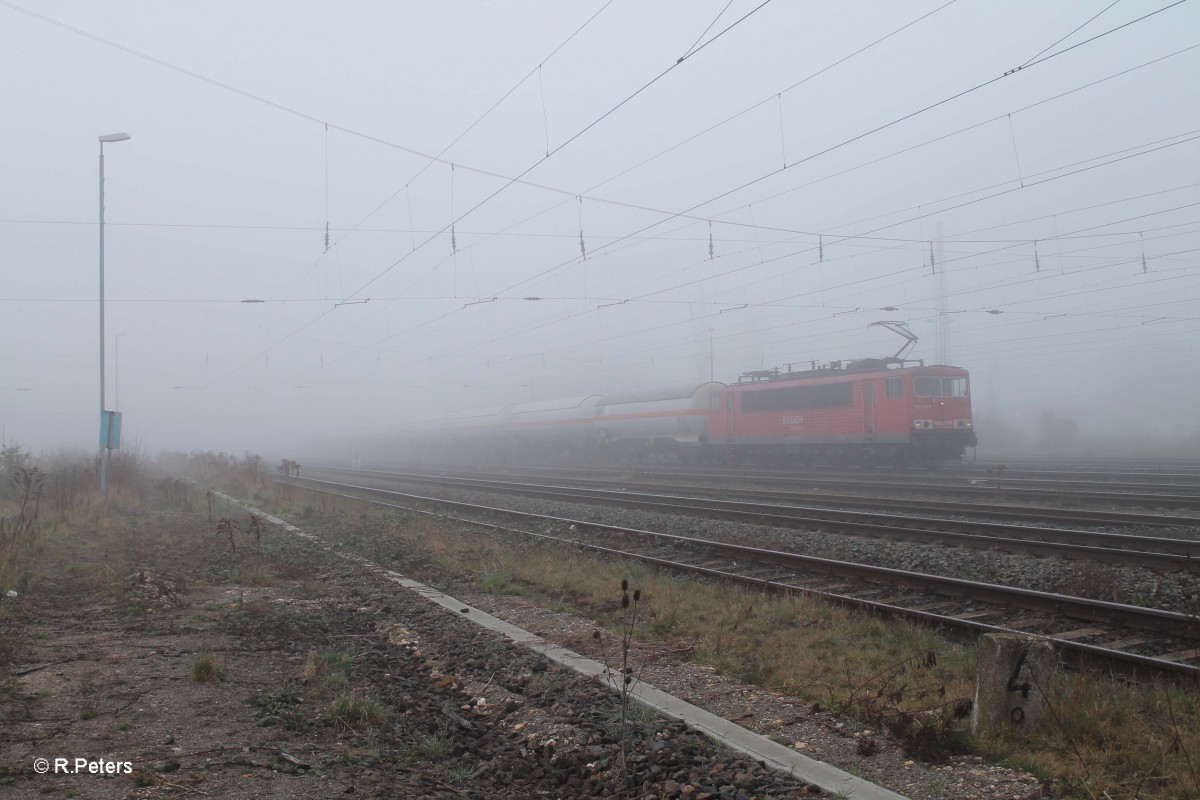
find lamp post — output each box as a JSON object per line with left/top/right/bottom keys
{"left": 115, "top": 333, "right": 127, "bottom": 411}
{"left": 99, "top": 131, "right": 131, "bottom": 515}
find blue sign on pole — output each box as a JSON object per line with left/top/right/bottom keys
{"left": 99, "top": 410, "right": 123, "bottom": 450}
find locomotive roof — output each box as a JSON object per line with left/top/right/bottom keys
{"left": 737, "top": 360, "right": 967, "bottom": 383}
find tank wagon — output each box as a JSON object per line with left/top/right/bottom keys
{"left": 397, "top": 325, "right": 976, "bottom": 466}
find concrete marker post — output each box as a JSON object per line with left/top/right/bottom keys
{"left": 971, "top": 633, "right": 1056, "bottom": 737}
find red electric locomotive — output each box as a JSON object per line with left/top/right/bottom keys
{"left": 705, "top": 360, "right": 976, "bottom": 463}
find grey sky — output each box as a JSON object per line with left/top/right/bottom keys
{"left": 2, "top": 0, "right": 1198, "bottom": 455}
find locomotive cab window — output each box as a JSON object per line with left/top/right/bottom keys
{"left": 885, "top": 377, "right": 903, "bottom": 399}
{"left": 913, "top": 376, "right": 969, "bottom": 398}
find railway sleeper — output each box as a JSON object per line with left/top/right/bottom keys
{"left": 1052, "top": 627, "right": 1108, "bottom": 641}
{"left": 1157, "top": 647, "right": 1200, "bottom": 663}
{"left": 1102, "top": 635, "right": 1157, "bottom": 650}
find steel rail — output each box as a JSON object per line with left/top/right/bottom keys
{"left": 270, "top": 475, "right": 1200, "bottom": 677}
{"left": 344, "top": 465, "right": 1197, "bottom": 530}
{"left": 307, "top": 467, "right": 1200, "bottom": 570}
{"left": 384, "top": 462, "right": 1200, "bottom": 508}
{"left": 519, "top": 465, "right": 1200, "bottom": 509}
{"left": 501, "top": 462, "right": 1200, "bottom": 489}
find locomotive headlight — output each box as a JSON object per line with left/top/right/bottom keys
{"left": 955, "top": 419, "right": 973, "bottom": 428}
{"left": 913, "top": 419, "right": 933, "bottom": 429}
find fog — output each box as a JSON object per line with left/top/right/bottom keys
{"left": 2, "top": 1, "right": 1198, "bottom": 461}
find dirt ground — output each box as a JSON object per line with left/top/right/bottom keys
{"left": 0, "top": 508, "right": 834, "bottom": 799}
{"left": 1, "top": 513, "right": 369, "bottom": 798}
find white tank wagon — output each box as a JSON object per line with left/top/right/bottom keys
{"left": 492, "top": 396, "right": 599, "bottom": 464}
{"left": 500, "top": 396, "right": 600, "bottom": 445}
{"left": 592, "top": 383, "right": 726, "bottom": 457}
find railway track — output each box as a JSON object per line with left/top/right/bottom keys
{"left": 349, "top": 465, "right": 1200, "bottom": 530}
{"left": 306, "top": 466, "right": 1200, "bottom": 572}
{"left": 964, "top": 457, "right": 1200, "bottom": 480}
{"left": 275, "top": 473, "right": 1200, "bottom": 678}
{"left": 472, "top": 463, "right": 1200, "bottom": 510}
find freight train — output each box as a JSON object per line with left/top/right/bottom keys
{"left": 391, "top": 325, "right": 977, "bottom": 467}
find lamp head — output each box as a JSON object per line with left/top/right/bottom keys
{"left": 99, "top": 132, "right": 131, "bottom": 143}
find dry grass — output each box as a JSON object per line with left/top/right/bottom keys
{"left": 329, "top": 691, "right": 385, "bottom": 728}
{"left": 988, "top": 673, "right": 1200, "bottom": 799}
{"left": 188, "top": 653, "right": 225, "bottom": 683}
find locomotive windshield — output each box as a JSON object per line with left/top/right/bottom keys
{"left": 913, "top": 376, "right": 968, "bottom": 398}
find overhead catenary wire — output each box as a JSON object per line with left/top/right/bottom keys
{"left": 201, "top": 0, "right": 778, "bottom": 384}
{"left": 1018, "top": 0, "right": 1126, "bottom": 68}
{"left": 580, "top": 0, "right": 962, "bottom": 201}
{"left": 493, "top": 131, "right": 1200, "bottom": 319}
{"left": 5, "top": 29, "right": 1172, "bottom": 263}
{"left": 437, "top": 246, "right": 1200, "bottom": 386}
{"left": 302, "top": 139, "right": 1200, "bottom": 383}
{"left": 420, "top": 203, "right": 1200, "bottom": 381}
{"left": 8, "top": 0, "right": 1187, "bottom": 260}
{"left": 486, "top": 11, "right": 1200, "bottom": 299}
{"left": 340, "top": 0, "right": 779, "bottom": 303}
{"left": 678, "top": 0, "right": 738, "bottom": 62}
{"left": 19, "top": 214, "right": 1195, "bottom": 307}
{"left": 240, "top": 127, "right": 1200, "bottom": 393}
{"left": 297, "top": 217, "right": 1200, "bottom": 394}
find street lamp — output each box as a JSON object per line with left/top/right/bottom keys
{"left": 99, "top": 131, "right": 131, "bottom": 515}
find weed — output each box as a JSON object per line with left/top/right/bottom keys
{"left": 130, "top": 770, "right": 157, "bottom": 788}
{"left": 446, "top": 761, "right": 481, "bottom": 783}
{"left": 416, "top": 733, "right": 454, "bottom": 760}
{"left": 826, "top": 650, "right": 971, "bottom": 763}
{"left": 647, "top": 605, "right": 680, "bottom": 635}
{"left": 329, "top": 692, "right": 385, "bottom": 728}
{"left": 76, "top": 673, "right": 100, "bottom": 719}
{"left": 247, "top": 681, "right": 301, "bottom": 719}
{"left": 188, "top": 654, "right": 225, "bottom": 684}
{"left": 601, "top": 699, "right": 658, "bottom": 737}
{"left": 0, "top": 465, "right": 45, "bottom": 589}
{"left": 593, "top": 578, "right": 647, "bottom": 775}
{"left": 1055, "top": 562, "right": 1124, "bottom": 604}
{"left": 480, "top": 570, "right": 511, "bottom": 593}
{"left": 248, "top": 513, "right": 264, "bottom": 557}
{"left": 233, "top": 563, "right": 275, "bottom": 587}
{"left": 526, "top": 668, "right": 571, "bottom": 699}
{"left": 319, "top": 671, "right": 349, "bottom": 693}
{"left": 302, "top": 648, "right": 355, "bottom": 696}
{"left": 303, "top": 648, "right": 355, "bottom": 678}
{"left": 215, "top": 516, "right": 240, "bottom": 553}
